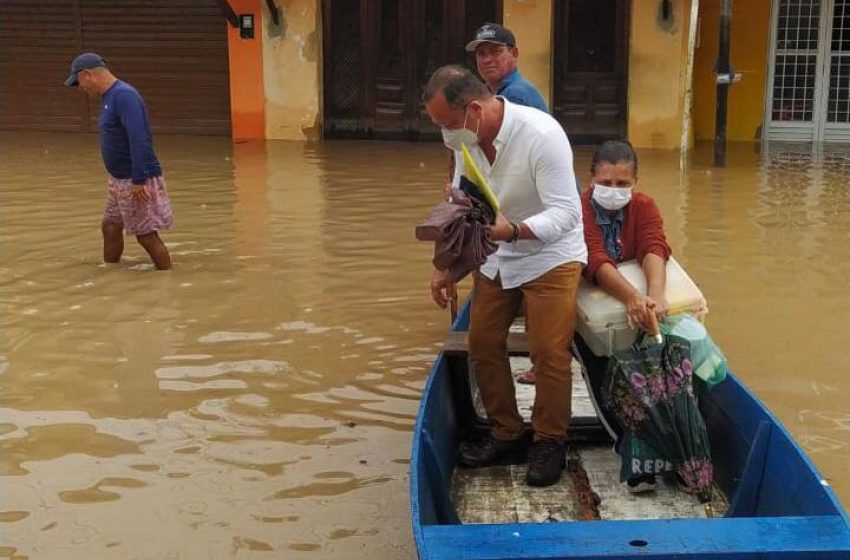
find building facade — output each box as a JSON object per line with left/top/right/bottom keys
{"left": 2, "top": 1, "right": 846, "bottom": 148}
{"left": 697, "top": 0, "right": 850, "bottom": 144}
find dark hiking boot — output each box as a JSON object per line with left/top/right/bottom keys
{"left": 525, "top": 438, "right": 566, "bottom": 487}
{"left": 627, "top": 474, "right": 657, "bottom": 494}
{"left": 458, "top": 434, "right": 527, "bottom": 468}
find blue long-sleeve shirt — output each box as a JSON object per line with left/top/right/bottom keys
{"left": 497, "top": 70, "right": 549, "bottom": 113}
{"left": 99, "top": 80, "right": 161, "bottom": 184}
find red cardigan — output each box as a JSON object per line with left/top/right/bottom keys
{"left": 582, "top": 188, "right": 672, "bottom": 281}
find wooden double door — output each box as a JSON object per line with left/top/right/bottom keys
{"left": 322, "top": 0, "right": 501, "bottom": 140}
{"left": 323, "top": 0, "right": 628, "bottom": 143}
{"left": 553, "top": 0, "right": 629, "bottom": 143}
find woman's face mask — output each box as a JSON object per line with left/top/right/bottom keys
{"left": 592, "top": 184, "right": 633, "bottom": 211}
{"left": 441, "top": 105, "right": 480, "bottom": 151}
{"left": 591, "top": 160, "right": 637, "bottom": 211}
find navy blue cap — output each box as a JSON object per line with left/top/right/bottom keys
{"left": 64, "top": 53, "right": 106, "bottom": 86}
{"left": 465, "top": 23, "right": 516, "bottom": 52}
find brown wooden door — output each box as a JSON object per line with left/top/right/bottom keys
{"left": 553, "top": 0, "right": 629, "bottom": 144}
{"left": 0, "top": 0, "right": 230, "bottom": 135}
{"left": 322, "top": 0, "right": 501, "bottom": 140}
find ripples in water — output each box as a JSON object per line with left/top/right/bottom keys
{"left": 0, "top": 133, "right": 847, "bottom": 558}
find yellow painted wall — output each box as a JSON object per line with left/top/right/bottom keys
{"left": 627, "top": 0, "right": 692, "bottom": 149}
{"left": 693, "top": 0, "right": 771, "bottom": 141}
{"left": 503, "top": 0, "right": 553, "bottom": 107}
{"left": 263, "top": 0, "right": 322, "bottom": 140}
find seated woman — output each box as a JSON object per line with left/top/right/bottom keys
{"left": 579, "top": 139, "right": 673, "bottom": 494}
{"left": 583, "top": 140, "right": 669, "bottom": 332}
{"left": 519, "top": 139, "right": 668, "bottom": 369}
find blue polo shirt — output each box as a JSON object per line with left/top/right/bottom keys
{"left": 99, "top": 80, "right": 162, "bottom": 185}
{"left": 497, "top": 70, "right": 548, "bottom": 113}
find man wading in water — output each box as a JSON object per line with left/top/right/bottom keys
{"left": 64, "top": 52, "right": 173, "bottom": 270}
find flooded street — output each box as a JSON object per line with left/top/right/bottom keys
{"left": 1, "top": 132, "right": 848, "bottom": 559}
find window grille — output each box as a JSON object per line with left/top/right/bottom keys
{"left": 827, "top": 0, "right": 850, "bottom": 122}
{"left": 771, "top": 0, "right": 821, "bottom": 122}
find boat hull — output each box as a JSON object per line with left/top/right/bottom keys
{"left": 410, "top": 305, "right": 850, "bottom": 559}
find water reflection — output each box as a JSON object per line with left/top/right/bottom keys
{"left": 0, "top": 132, "right": 847, "bottom": 558}
{"left": 685, "top": 141, "right": 849, "bottom": 499}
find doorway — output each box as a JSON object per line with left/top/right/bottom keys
{"left": 322, "top": 0, "right": 501, "bottom": 140}
{"left": 553, "top": 0, "right": 630, "bottom": 144}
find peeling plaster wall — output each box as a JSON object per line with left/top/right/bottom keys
{"left": 262, "top": 0, "right": 321, "bottom": 140}
{"left": 628, "top": 0, "right": 691, "bottom": 149}
{"left": 507, "top": 0, "right": 693, "bottom": 150}
{"left": 260, "top": 0, "right": 693, "bottom": 148}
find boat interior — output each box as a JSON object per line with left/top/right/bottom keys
{"left": 427, "top": 316, "right": 845, "bottom": 526}
{"left": 452, "top": 331, "right": 729, "bottom": 524}
{"left": 411, "top": 310, "right": 850, "bottom": 559}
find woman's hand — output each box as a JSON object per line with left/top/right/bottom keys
{"left": 626, "top": 292, "right": 657, "bottom": 331}
{"left": 647, "top": 291, "right": 669, "bottom": 320}
{"left": 430, "top": 268, "right": 455, "bottom": 309}
{"left": 443, "top": 182, "right": 452, "bottom": 201}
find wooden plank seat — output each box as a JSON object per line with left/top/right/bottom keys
{"left": 443, "top": 331, "right": 530, "bottom": 356}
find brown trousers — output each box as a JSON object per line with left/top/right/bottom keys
{"left": 469, "top": 262, "right": 582, "bottom": 441}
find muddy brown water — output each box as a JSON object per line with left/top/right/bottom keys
{"left": 1, "top": 132, "right": 847, "bottom": 559}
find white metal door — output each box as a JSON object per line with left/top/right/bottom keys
{"left": 766, "top": 0, "right": 850, "bottom": 142}
{"left": 822, "top": 0, "right": 850, "bottom": 141}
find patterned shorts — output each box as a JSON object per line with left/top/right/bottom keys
{"left": 103, "top": 175, "right": 174, "bottom": 236}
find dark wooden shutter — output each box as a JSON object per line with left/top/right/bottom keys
{"left": 0, "top": 0, "right": 88, "bottom": 131}
{"left": 0, "top": 0, "right": 231, "bottom": 135}
{"left": 79, "top": 0, "right": 231, "bottom": 135}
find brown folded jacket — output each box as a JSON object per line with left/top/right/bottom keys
{"left": 415, "top": 188, "right": 498, "bottom": 282}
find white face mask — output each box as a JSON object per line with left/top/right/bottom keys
{"left": 592, "top": 184, "right": 633, "bottom": 211}
{"left": 441, "top": 106, "right": 480, "bottom": 151}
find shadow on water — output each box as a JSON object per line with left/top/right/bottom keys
{"left": 0, "top": 133, "right": 847, "bottom": 558}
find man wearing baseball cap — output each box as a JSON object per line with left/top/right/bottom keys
{"left": 466, "top": 22, "right": 547, "bottom": 112}
{"left": 64, "top": 52, "right": 173, "bottom": 270}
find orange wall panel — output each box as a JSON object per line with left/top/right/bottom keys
{"left": 227, "top": 0, "right": 265, "bottom": 139}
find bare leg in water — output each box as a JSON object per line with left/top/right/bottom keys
{"left": 136, "top": 231, "right": 172, "bottom": 270}
{"left": 102, "top": 222, "right": 124, "bottom": 263}
{"left": 102, "top": 224, "right": 171, "bottom": 270}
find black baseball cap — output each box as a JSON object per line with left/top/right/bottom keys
{"left": 465, "top": 23, "right": 516, "bottom": 52}
{"left": 64, "top": 53, "right": 106, "bottom": 86}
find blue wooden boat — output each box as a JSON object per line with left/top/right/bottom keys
{"left": 410, "top": 302, "right": 850, "bottom": 559}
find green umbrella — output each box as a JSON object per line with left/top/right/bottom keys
{"left": 603, "top": 314, "right": 715, "bottom": 503}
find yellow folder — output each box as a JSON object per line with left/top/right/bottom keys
{"left": 460, "top": 143, "right": 500, "bottom": 214}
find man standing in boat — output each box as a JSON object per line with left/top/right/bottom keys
{"left": 424, "top": 66, "right": 586, "bottom": 487}
{"left": 464, "top": 23, "right": 557, "bottom": 386}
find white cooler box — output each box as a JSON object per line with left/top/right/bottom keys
{"left": 575, "top": 257, "right": 708, "bottom": 356}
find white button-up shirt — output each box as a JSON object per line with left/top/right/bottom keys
{"left": 451, "top": 98, "right": 587, "bottom": 289}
